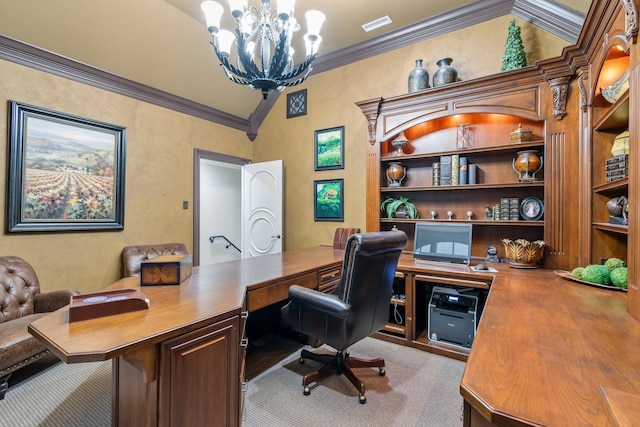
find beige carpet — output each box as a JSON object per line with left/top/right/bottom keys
{"left": 243, "top": 337, "right": 465, "bottom": 427}
{"left": 0, "top": 337, "right": 465, "bottom": 427}
{"left": 0, "top": 355, "right": 111, "bottom": 427}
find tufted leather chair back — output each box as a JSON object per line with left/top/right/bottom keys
{"left": 281, "top": 231, "right": 407, "bottom": 352}
{"left": 121, "top": 243, "right": 189, "bottom": 278}
{"left": 331, "top": 231, "right": 407, "bottom": 348}
{"left": 332, "top": 227, "right": 361, "bottom": 250}
{"left": 0, "top": 256, "right": 40, "bottom": 324}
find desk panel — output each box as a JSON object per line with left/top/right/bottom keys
{"left": 28, "top": 245, "right": 344, "bottom": 427}
{"left": 247, "top": 272, "right": 317, "bottom": 312}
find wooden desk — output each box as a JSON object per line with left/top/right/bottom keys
{"left": 28, "top": 246, "right": 343, "bottom": 427}
{"left": 460, "top": 268, "right": 640, "bottom": 427}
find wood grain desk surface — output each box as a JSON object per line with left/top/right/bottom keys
{"left": 28, "top": 245, "right": 343, "bottom": 364}
{"left": 28, "top": 247, "right": 640, "bottom": 426}
{"left": 461, "top": 267, "right": 640, "bottom": 427}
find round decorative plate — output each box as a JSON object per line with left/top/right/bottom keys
{"left": 554, "top": 270, "right": 627, "bottom": 292}
{"left": 520, "top": 197, "right": 544, "bottom": 221}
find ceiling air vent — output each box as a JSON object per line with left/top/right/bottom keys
{"left": 362, "top": 15, "right": 392, "bottom": 33}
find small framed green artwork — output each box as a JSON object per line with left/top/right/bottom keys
{"left": 314, "top": 179, "right": 344, "bottom": 222}
{"left": 314, "top": 126, "right": 344, "bottom": 171}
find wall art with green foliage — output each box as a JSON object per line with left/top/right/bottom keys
{"left": 314, "top": 178, "right": 344, "bottom": 221}
{"left": 314, "top": 126, "right": 344, "bottom": 170}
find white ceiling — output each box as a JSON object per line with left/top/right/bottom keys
{"left": 0, "top": 0, "right": 591, "bottom": 121}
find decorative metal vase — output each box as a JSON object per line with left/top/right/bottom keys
{"left": 408, "top": 59, "right": 429, "bottom": 93}
{"left": 432, "top": 58, "right": 458, "bottom": 87}
{"left": 386, "top": 162, "right": 406, "bottom": 187}
{"left": 390, "top": 131, "right": 409, "bottom": 156}
{"left": 512, "top": 150, "right": 543, "bottom": 182}
{"left": 501, "top": 239, "right": 546, "bottom": 268}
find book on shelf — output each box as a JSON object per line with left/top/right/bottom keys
{"left": 501, "top": 197, "right": 520, "bottom": 220}
{"left": 459, "top": 157, "right": 468, "bottom": 185}
{"left": 451, "top": 154, "right": 459, "bottom": 185}
{"left": 468, "top": 164, "right": 477, "bottom": 185}
{"left": 605, "top": 154, "right": 628, "bottom": 183}
{"left": 432, "top": 162, "right": 440, "bottom": 186}
{"left": 440, "top": 155, "right": 451, "bottom": 185}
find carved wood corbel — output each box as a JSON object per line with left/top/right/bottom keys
{"left": 577, "top": 67, "right": 589, "bottom": 112}
{"left": 549, "top": 77, "right": 570, "bottom": 120}
{"left": 123, "top": 345, "right": 157, "bottom": 384}
{"left": 622, "top": 0, "right": 639, "bottom": 43}
{"left": 355, "top": 97, "right": 382, "bottom": 145}
{"left": 367, "top": 117, "right": 378, "bottom": 145}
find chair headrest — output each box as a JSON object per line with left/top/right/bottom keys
{"left": 346, "top": 231, "right": 407, "bottom": 256}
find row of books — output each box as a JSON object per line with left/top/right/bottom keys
{"left": 492, "top": 198, "right": 520, "bottom": 221}
{"left": 433, "top": 155, "right": 477, "bottom": 186}
{"left": 605, "top": 154, "right": 628, "bottom": 183}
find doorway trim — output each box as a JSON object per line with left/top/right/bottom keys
{"left": 193, "top": 149, "right": 251, "bottom": 266}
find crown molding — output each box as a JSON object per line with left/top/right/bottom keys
{"left": 0, "top": 34, "right": 249, "bottom": 133}
{"left": 512, "top": 0, "right": 585, "bottom": 43}
{"left": 0, "top": 0, "right": 586, "bottom": 141}
{"left": 313, "top": 0, "right": 515, "bottom": 74}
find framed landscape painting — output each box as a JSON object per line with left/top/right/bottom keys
{"left": 6, "top": 101, "right": 127, "bottom": 232}
{"left": 314, "top": 179, "right": 344, "bottom": 221}
{"left": 314, "top": 126, "right": 344, "bottom": 170}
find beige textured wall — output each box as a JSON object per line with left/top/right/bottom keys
{"left": 0, "top": 60, "right": 252, "bottom": 293}
{"left": 253, "top": 15, "right": 570, "bottom": 250}
{"left": 0, "top": 15, "right": 569, "bottom": 291}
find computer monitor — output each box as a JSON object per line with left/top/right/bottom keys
{"left": 413, "top": 222, "right": 473, "bottom": 264}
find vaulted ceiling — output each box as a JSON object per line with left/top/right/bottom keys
{"left": 0, "top": 0, "right": 591, "bottom": 136}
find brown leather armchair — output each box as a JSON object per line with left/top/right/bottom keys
{"left": 121, "top": 243, "right": 189, "bottom": 278}
{"left": 0, "top": 256, "right": 79, "bottom": 400}
{"left": 280, "top": 231, "right": 407, "bottom": 403}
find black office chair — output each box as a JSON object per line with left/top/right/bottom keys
{"left": 280, "top": 230, "right": 407, "bottom": 403}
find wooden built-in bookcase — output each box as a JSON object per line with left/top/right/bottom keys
{"left": 358, "top": 0, "right": 640, "bottom": 323}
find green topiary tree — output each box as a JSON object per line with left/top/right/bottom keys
{"left": 501, "top": 19, "right": 527, "bottom": 72}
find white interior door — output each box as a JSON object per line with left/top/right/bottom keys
{"left": 242, "top": 160, "right": 283, "bottom": 258}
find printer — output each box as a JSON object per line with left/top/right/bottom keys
{"left": 428, "top": 286, "right": 479, "bottom": 349}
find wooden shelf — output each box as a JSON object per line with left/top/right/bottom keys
{"left": 381, "top": 140, "right": 545, "bottom": 162}
{"left": 593, "top": 177, "right": 628, "bottom": 194}
{"left": 382, "top": 323, "right": 405, "bottom": 335}
{"left": 593, "top": 222, "right": 629, "bottom": 235}
{"left": 594, "top": 91, "right": 629, "bottom": 132}
{"left": 382, "top": 182, "right": 544, "bottom": 192}
{"left": 589, "top": 51, "right": 630, "bottom": 266}
{"left": 413, "top": 331, "right": 470, "bottom": 361}
{"left": 390, "top": 296, "right": 406, "bottom": 306}
{"left": 381, "top": 218, "right": 544, "bottom": 226}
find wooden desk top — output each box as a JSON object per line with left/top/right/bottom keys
{"left": 28, "top": 246, "right": 343, "bottom": 363}
{"left": 460, "top": 268, "right": 640, "bottom": 427}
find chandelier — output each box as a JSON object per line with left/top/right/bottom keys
{"left": 201, "top": 0, "right": 326, "bottom": 99}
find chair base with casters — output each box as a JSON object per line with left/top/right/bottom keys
{"left": 281, "top": 231, "right": 407, "bottom": 404}
{"left": 299, "top": 348, "right": 385, "bottom": 404}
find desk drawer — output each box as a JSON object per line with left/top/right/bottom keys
{"left": 247, "top": 272, "right": 317, "bottom": 312}
{"left": 318, "top": 265, "right": 341, "bottom": 293}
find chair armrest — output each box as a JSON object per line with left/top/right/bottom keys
{"left": 288, "top": 285, "right": 350, "bottom": 318}
{"left": 34, "top": 289, "right": 80, "bottom": 313}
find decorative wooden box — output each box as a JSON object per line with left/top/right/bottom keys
{"left": 69, "top": 288, "right": 150, "bottom": 322}
{"left": 140, "top": 254, "right": 193, "bottom": 286}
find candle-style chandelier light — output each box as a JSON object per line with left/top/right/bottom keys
{"left": 201, "top": 0, "right": 326, "bottom": 99}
